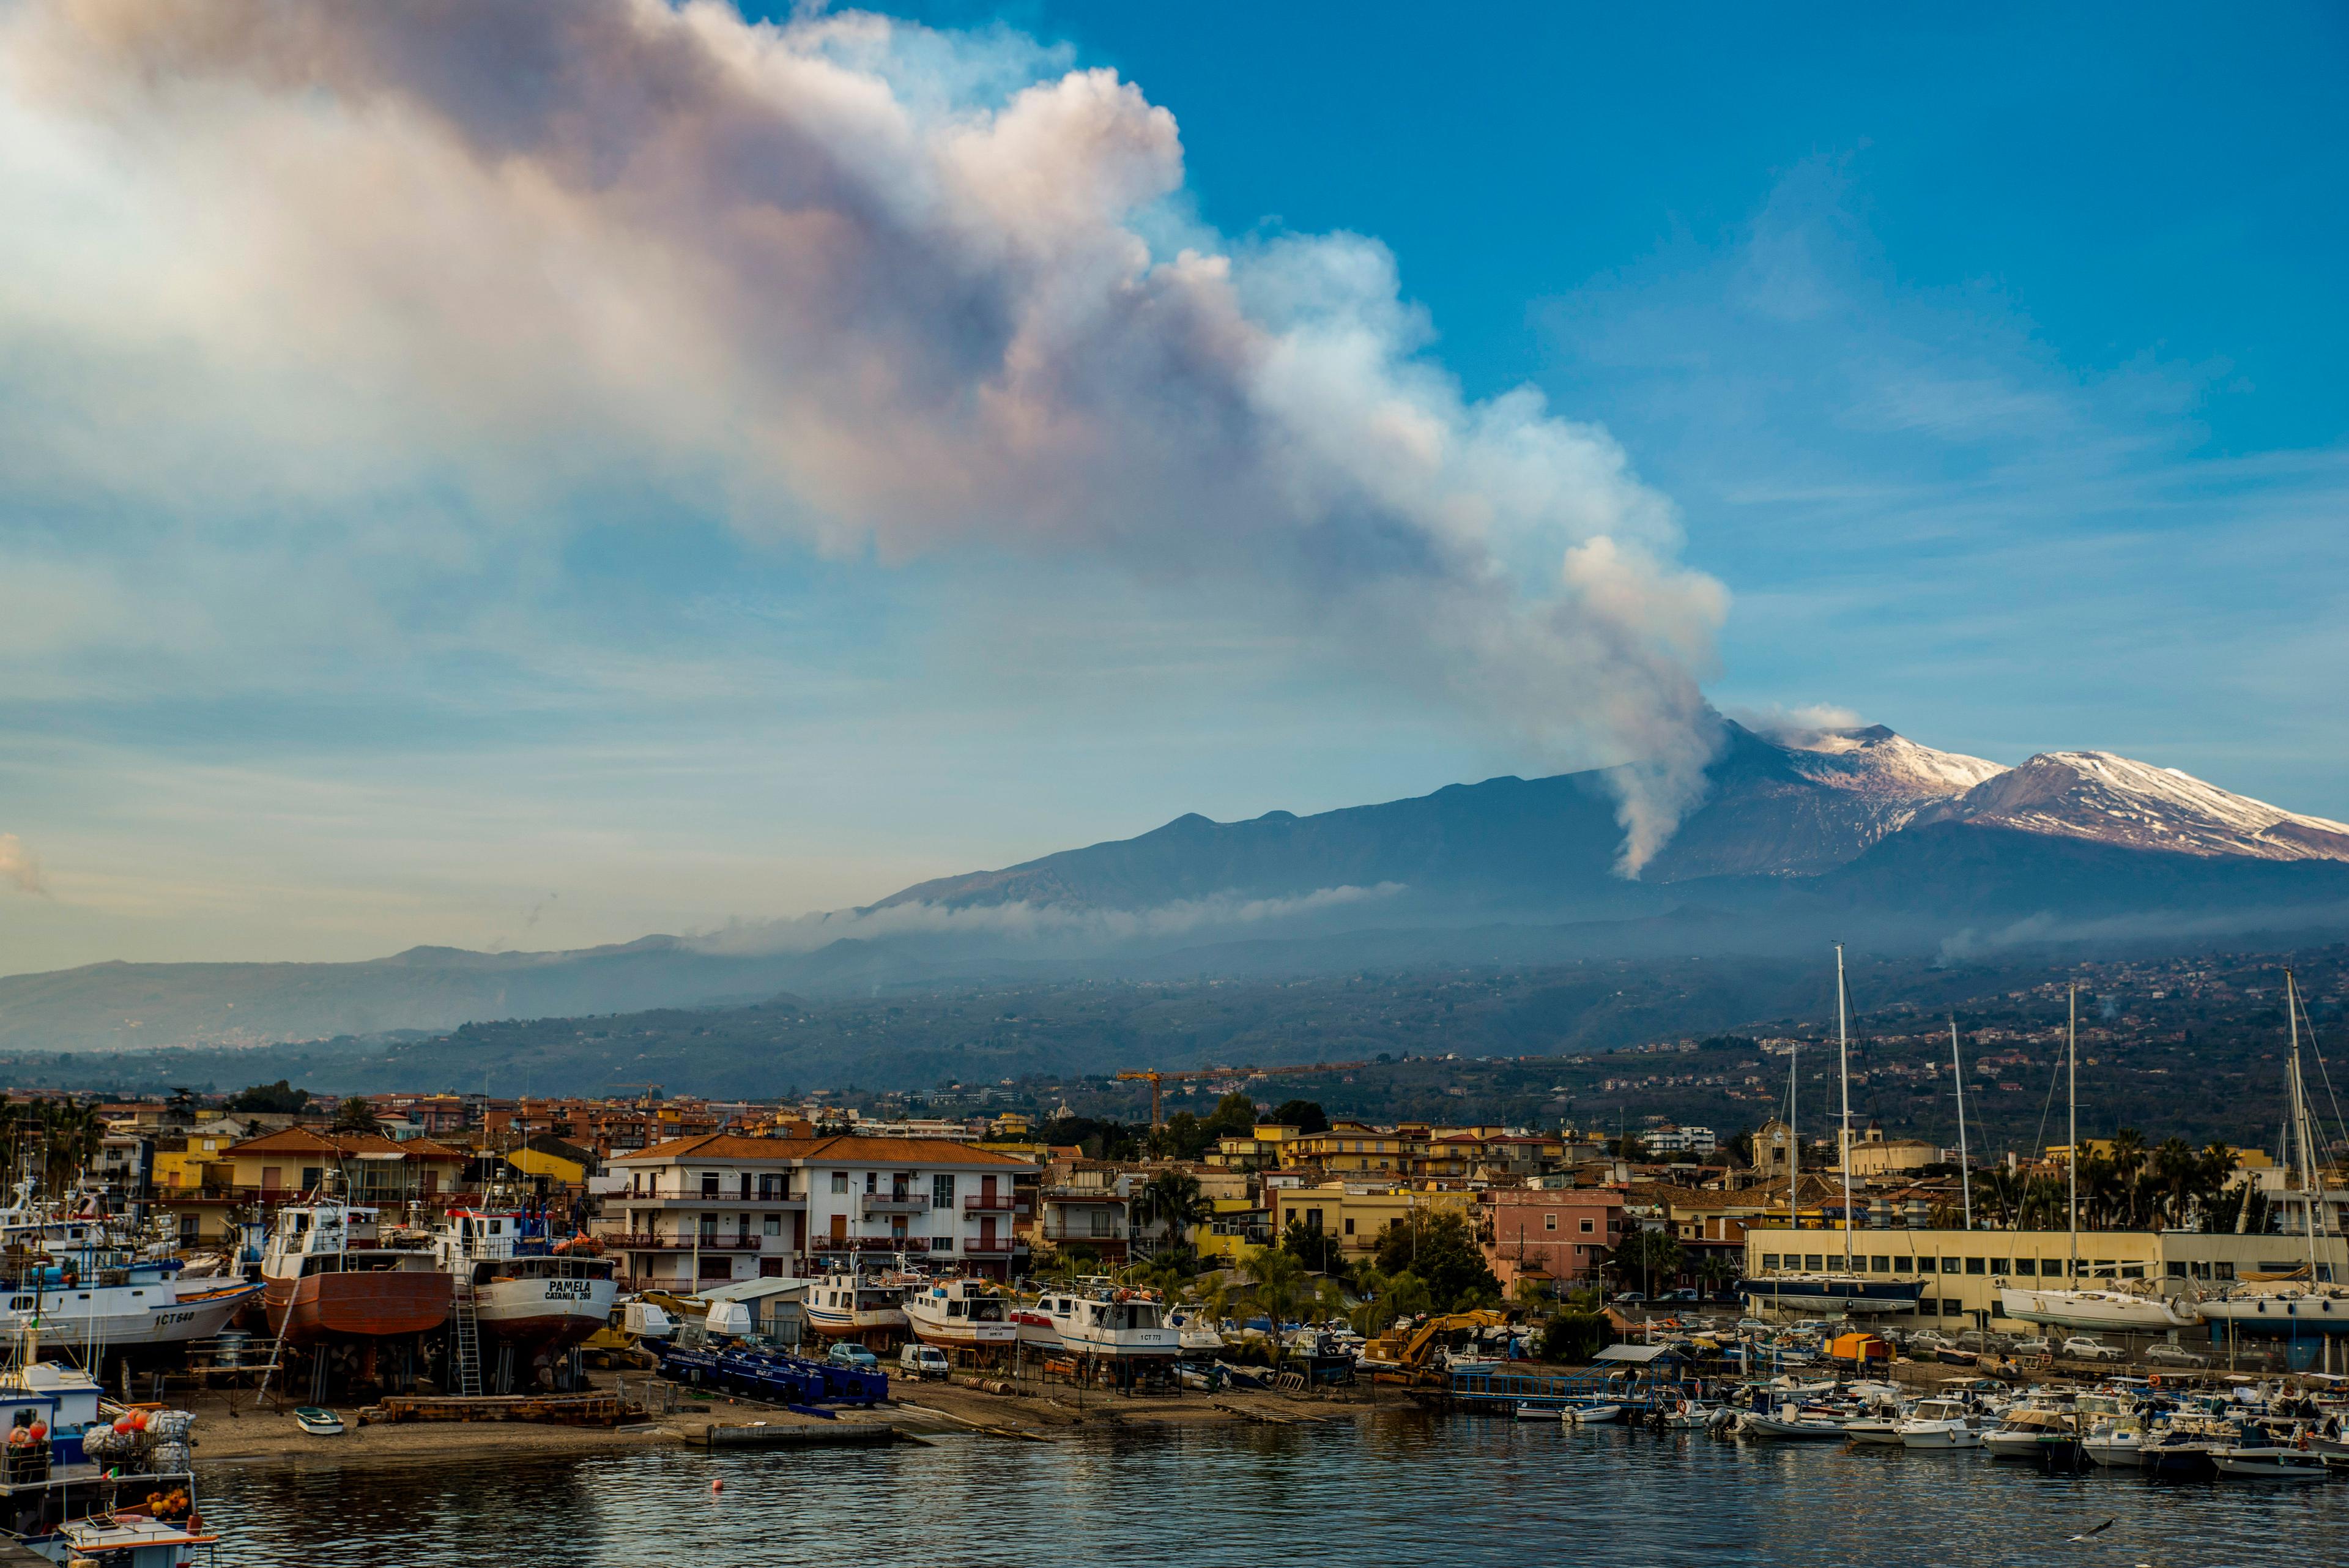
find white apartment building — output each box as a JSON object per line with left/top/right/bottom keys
{"left": 604, "top": 1133, "right": 1037, "bottom": 1288}
{"left": 1644, "top": 1125, "right": 1718, "bottom": 1156}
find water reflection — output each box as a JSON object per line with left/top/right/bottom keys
{"left": 200, "top": 1413, "right": 2348, "bottom": 1566}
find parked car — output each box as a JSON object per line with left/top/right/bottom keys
{"left": 1660, "top": 1288, "right": 1700, "bottom": 1304}
{"left": 898, "top": 1343, "right": 951, "bottom": 1380}
{"left": 1612, "top": 1291, "right": 1648, "bottom": 1306}
{"left": 2009, "top": 1336, "right": 2053, "bottom": 1357}
{"left": 828, "top": 1342, "right": 881, "bottom": 1371}
{"left": 2062, "top": 1336, "right": 2124, "bottom": 1362}
{"left": 1909, "top": 1330, "right": 1957, "bottom": 1352}
{"left": 2145, "top": 1343, "right": 2211, "bottom": 1369}
{"left": 1956, "top": 1330, "right": 2012, "bottom": 1354}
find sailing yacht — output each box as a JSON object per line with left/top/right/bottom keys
{"left": 2197, "top": 970, "right": 2349, "bottom": 1340}
{"left": 1737, "top": 947, "right": 1926, "bottom": 1318}
{"left": 1998, "top": 986, "right": 2203, "bottom": 1335}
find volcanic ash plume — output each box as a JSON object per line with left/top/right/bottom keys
{"left": 3, "top": 0, "right": 1728, "bottom": 868}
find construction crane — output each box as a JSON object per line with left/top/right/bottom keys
{"left": 1115, "top": 1060, "right": 1368, "bottom": 1127}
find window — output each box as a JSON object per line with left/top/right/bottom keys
{"left": 1940, "top": 1257, "right": 1961, "bottom": 1274}
{"left": 698, "top": 1214, "right": 718, "bottom": 1243}
{"left": 1580, "top": 1218, "right": 1595, "bottom": 1235}
{"left": 931, "top": 1236, "right": 953, "bottom": 1252}
{"left": 831, "top": 1172, "right": 849, "bottom": 1195}
{"left": 739, "top": 1173, "right": 752, "bottom": 1200}
{"left": 865, "top": 1172, "right": 878, "bottom": 1194}
{"left": 932, "top": 1174, "right": 956, "bottom": 1208}
{"left": 763, "top": 1215, "right": 781, "bottom": 1237}
{"left": 1871, "top": 1256, "right": 1889, "bottom": 1273}
{"left": 1990, "top": 1258, "right": 2011, "bottom": 1275}
{"left": 1917, "top": 1256, "right": 1935, "bottom": 1274}
{"left": 1089, "top": 1211, "right": 1111, "bottom": 1239}
{"left": 2120, "top": 1264, "right": 2145, "bottom": 1279}
{"left": 1942, "top": 1299, "right": 1963, "bottom": 1317}
{"left": 758, "top": 1173, "right": 782, "bottom": 1200}
{"left": 1761, "top": 1254, "right": 1780, "bottom": 1270}
{"left": 2012, "top": 1257, "right": 2035, "bottom": 1276}
{"left": 700, "top": 1173, "right": 720, "bottom": 1198}
{"left": 1343, "top": 1218, "right": 1356, "bottom": 1236}
{"left": 1804, "top": 1254, "right": 1824, "bottom": 1271}
{"left": 1965, "top": 1257, "right": 1986, "bottom": 1276}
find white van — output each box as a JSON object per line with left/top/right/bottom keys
{"left": 899, "top": 1343, "right": 951, "bottom": 1380}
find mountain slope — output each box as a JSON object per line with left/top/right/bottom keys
{"left": 1915, "top": 752, "right": 2349, "bottom": 861}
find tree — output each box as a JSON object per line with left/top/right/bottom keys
{"left": 1282, "top": 1216, "right": 1345, "bottom": 1273}
{"left": 1604, "top": 1227, "right": 1684, "bottom": 1295}
{"left": 226, "top": 1080, "right": 311, "bottom": 1114}
{"left": 1370, "top": 1208, "right": 1497, "bottom": 1312}
{"left": 1271, "top": 1099, "right": 1330, "bottom": 1134}
{"left": 330, "top": 1096, "right": 385, "bottom": 1135}
{"left": 1605, "top": 1135, "right": 1651, "bottom": 1162}
{"left": 1535, "top": 1310, "right": 1614, "bottom": 1365}
{"left": 1135, "top": 1170, "right": 1211, "bottom": 1252}
{"left": 1240, "top": 1245, "right": 1310, "bottom": 1331}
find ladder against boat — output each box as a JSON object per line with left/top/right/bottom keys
{"left": 450, "top": 1276, "right": 484, "bottom": 1399}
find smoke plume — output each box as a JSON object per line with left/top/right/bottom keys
{"left": 2, "top": 0, "right": 1727, "bottom": 867}
{"left": 0, "top": 834, "right": 45, "bottom": 896}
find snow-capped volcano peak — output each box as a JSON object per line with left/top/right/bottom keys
{"left": 1765, "top": 723, "right": 2009, "bottom": 801}
{"left": 1918, "top": 750, "right": 2349, "bottom": 861}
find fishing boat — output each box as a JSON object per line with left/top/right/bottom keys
{"left": 1896, "top": 1398, "right": 1983, "bottom": 1450}
{"left": 801, "top": 1269, "right": 911, "bottom": 1343}
{"left": 0, "top": 1254, "right": 259, "bottom": 1354}
{"left": 1563, "top": 1402, "right": 1624, "bottom": 1424}
{"left": 293, "top": 1406, "right": 344, "bottom": 1436}
{"left": 258, "top": 1195, "right": 448, "bottom": 1344}
{"left": 432, "top": 1209, "right": 618, "bottom": 1353}
{"left": 2138, "top": 1419, "right": 2231, "bottom": 1477}
{"left": 903, "top": 1277, "right": 1018, "bottom": 1353}
{"left": 2080, "top": 1416, "right": 2144, "bottom": 1467}
{"left": 1039, "top": 1285, "right": 1180, "bottom": 1362}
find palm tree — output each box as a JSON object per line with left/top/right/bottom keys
{"left": 330, "top": 1096, "right": 385, "bottom": 1135}
{"left": 2108, "top": 1129, "right": 2149, "bottom": 1228}
{"left": 1135, "top": 1171, "right": 1210, "bottom": 1256}
{"left": 2148, "top": 1137, "right": 2202, "bottom": 1228}
{"left": 1978, "top": 1165, "right": 2027, "bottom": 1229}
{"left": 1241, "top": 1245, "right": 1309, "bottom": 1337}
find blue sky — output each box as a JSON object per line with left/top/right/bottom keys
{"left": 0, "top": 1, "right": 2343, "bottom": 970}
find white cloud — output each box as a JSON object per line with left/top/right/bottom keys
{"left": 0, "top": 0, "right": 1726, "bottom": 869}
{"left": 0, "top": 834, "right": 45, "bottom": 896}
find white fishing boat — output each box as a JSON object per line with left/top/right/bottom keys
{"left": 0, "top": 1254, "right": 261, "bottom": 1354}
{"left": 1740, "top": 1407, "right": 1849, "bottom": 1441}
{"left": 801, "top": 1270, "right": 910, "bottom": 1343}
{"left": 1895, "top": 1399, "right": 1983, "bottom": 1450}
{"left": 432, "top": 1209, "right": 618, "bottom": 1353}
{"left": 1564, "top": 1402, "right": 1624, "bottom": 1424}
{"left": 903, "top": 1277, "right": 1017, "bottom": 1353}
{"left": 1981, "top": 1406, "right": 2080, "bottom": 1461}
{"left": 1039, "top": 1286, "right": 1180, "bottom": 1362}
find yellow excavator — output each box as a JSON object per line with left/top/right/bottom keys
{"left": 1359, "top": 1309, "right": 1510, "bottom": 1386}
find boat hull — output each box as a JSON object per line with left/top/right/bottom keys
{"left": 2197, "top": 1295, "right": 2349, "bottom": 1334}
{"left": 3, "top": 1280, "right": 261, "bottom": 1351}
{"left": 905, "top": 1313, "right": 1018, "bottom": 1352}
{"left": 1897, "top": 1423, "right": 1981, "bottom": 1450}
{"left": 1996, "top": 1287, "right": 2198, "bottom": 1332}
{"left": 474, "top": 1276, "right": 619, "bottom": 1350}
{"left": 264, "top": 1271, "right": 450, "bottom": 1343}
{"left": 1736, "top": 1277, "right": 1925, "bottom": 1316}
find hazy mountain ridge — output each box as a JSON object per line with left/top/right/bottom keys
{"left": 7, "top": 721, "right": 2349, "bottom": 1052}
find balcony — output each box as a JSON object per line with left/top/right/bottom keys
{"left": 1040, "top": 1223, "right": 1128, "bottom": 1243}
{"left": 963, "top": 1236, "right": 1016, "bottom": 1254}
{"left": 961, "top": 1193, "right": 1017, "bottom": 1211}
{"left": 607, "top": 1232, "right": 777, "bottom": 1253}
{"left": 811, "top": 1235, "right": 930, "bottom": 1253}
{"left": 859, "top": 1194, "right": 932, "bottom": 1216}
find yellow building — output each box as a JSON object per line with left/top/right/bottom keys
{"left": 508, "top": 1143, "right": 589, "bottom": 1188}
{"left": 1208, "top": 1123, "right": 1299, "bottom": 1168}
{"left": 1282, "top": 1120, "right": 1409, "bottom": 1176}
{"left": 1196, "top": 1195, "right": 1271, "bottom": 1261}
{"left": 1267, "top": 1182, "right": 1477, "bottom": 1263}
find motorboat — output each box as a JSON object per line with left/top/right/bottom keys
{"left": 2212, "top": 1443, "right": 2328, "bottom": 1481}
{"left": 801, "top": 1271, "right": 910, "bottom": 1343}
{"left": 1981, "top": 1406, "right": 2080, "bottom": 1463}
{"left": 432, "top": 1209, "right": 617, "bottom": 1353}
{"left": 1842, "top": 1414, "right": 1906, "bottom": 1446}
{"left": 903, "top": 1277, "right": 1017, "bottom": 1353}
{"left": 1896, "top": 1399, "right": 1983, "bottom": 1451}
{"left": 1563, "top": 1402, "right": 1623, "bottom": 1424}
{"left": 2080, "top": 1418, "right": 2143, "bottom": 1467}
{"left": 2138, "top": 1419, "right": 2231, "bottom": 1477}
{"left": 1514, "top": 1402, "right": 1560, "bottom": 1422}
{"left": 1740, "top": 1406, "right": 1849, "bottom": 1441}
{"left": 257, "top": 1196, "right": 448, "bottom": 1345}
{"left": 294, "top": 1406, "right": 345, "bottom": 1436}
{"left": 1166, "top": 1307, "right": 1224, "bottom": 1355}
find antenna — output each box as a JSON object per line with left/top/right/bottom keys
{"left": 1836, "top": 943, "right": 1854, "bottom": 1273}
{"left": 2067, "top": 985, "right": 2079, "bottom": 1284}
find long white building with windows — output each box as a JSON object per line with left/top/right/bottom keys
{"left": 604, "top": 1134, "right": 1039, "bottom": 1288}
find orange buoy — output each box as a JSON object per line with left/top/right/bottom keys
{"left": 710, "top": 1478, "right": 722, "bottom": 1492}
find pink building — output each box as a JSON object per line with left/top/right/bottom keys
{"left": 1481, "top": 1186, "right": 1623, "bottom": 1295}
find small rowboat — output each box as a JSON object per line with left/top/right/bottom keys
{"left": 294, "top": 1407, "right": 345, "bottom": 1437}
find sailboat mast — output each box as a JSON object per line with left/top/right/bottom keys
{"left": 2067, "top": 984, "right": 2079, "bottom": 1284}
{"left": 2289, "top": 970, "right": 2323, "bottom": 1282}
{"left": 1836, "top": 944, "right": 1855, "bottom": 1271}
{"left": 1787, "top": 1035, "right": 1800, "bottom": 1232}
{"left": 1951, "top": 1017, "right": 1972, "bottom": 1232}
